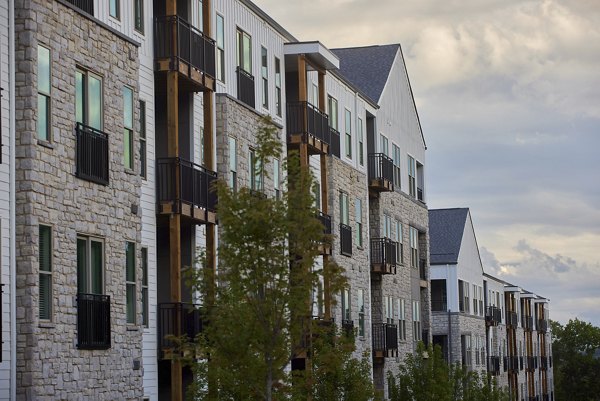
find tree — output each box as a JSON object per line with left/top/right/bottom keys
{"left": 388, "top": 343, "right": 507, "bottom": 401}
{"left": 183, "top": 117, "right": 371, "bottom": 401}
{"left": 551, "top": 318, "right": 600, "bottom": 401}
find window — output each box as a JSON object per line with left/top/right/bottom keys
{"left": 412, "top": 300, "right": 421, "bottom": 341}
{"left": 357, "top": 117, "right": 364, "bottom": 166}
{"left": 431, "top": 279, "right": 447, "bottom": 311}
{"left": 339, "top": 192, "right": 349, "bottom": 226}
{"left": 409, "top": 226, "right": 418, "bottom": 268}
{"left": 473, "top": 284, "right": 478, "bottom": 316}
{"left": 344, "top": 109, "right": 352, "bottom": 158}
{"left": 462, "top": 334, "right": 472, "bottom": 367}
{"left": 358, "top": 289, "right": 365, "bottom": 337}
{"left": 459, "top": 280, "right": 465, "bottom": 312}
{"left": 141, "top": 247, "right": 148, "bottom": 327}
{"left": 311, "top": 84, "right": 318, "bottom": 107}
{"left": 37, "top": 45, "right": 51, "bottom": 142}
{"left": 385, "top": 296, "right": 393, "bottom": 324}
{"left": 342, "top": 288, "right": 351, "bottom": 321}
{"left": 76, "top": 69, "right": 103, "bottom": 130}
{"left": 464, "top": 281, "right": 471, "bottom": 314}
{"left": 261, "top": 47, "right": 268, "bottom": 108}
{"left": 392, "top": 144, "right": 401, "bottom": 187}
{"left": 383, "top": 214, "right": 392, "bottom": 238}
{"left": 109, "top": 0, "right": 120, "bottom": 19}
{"left": 249, "top": 148, "right": 262, "bottom": 191}
{"left": 196, "top": 0, "right": 203, "bottom": 31}
{"left": 134, "top": 0, "right": 144, "bottom": 33}
{"left": 236, "top": 28, "right": 252, "bottom": 73}
{"left": 123, "top": 87, "right": 134, "bottom": 170}
{"left": 408, "top": 155, "right": 416, "bottom": 197}
{"left": 398, "top": 299, "right": 406, "bottom": 341}
{"left": 379, "top": 134, "right": 389, "bottom": 156}
{"left": 216, "top": 15, "right": 225, "bottom": 82}
{"left": 313, "top": 182, "right": 321, "bottom": 210}
{"left": 229, "top": 137, "right": 237, "bottom": 191}
{"left": 139, "top": 100, "right": 146, "bottom": 179}
{"left": 479, "top": 286, "right": 484, "bottom": 316}
{"left": 355, "top": 198, "right": 362, "bottom": 247}
{"left": 39, "top": 225, "right": 52, "bottom": 321}
{"left": 328, "top": 95, "right": 338, "bottom": 130}
{"left": 394, "top": 219, "right": 403, "bottom": 263}
{"left": 274, "top": 158, "right": 281, "bottom": 199}
{"left": 77, "top": 236, "right": 104, "bottom": 295}
{"left": 274, "top": 58, "right": 282, "bottom": 116}
{"left": 126, "top": 241, "right": 136, "bottom": 324}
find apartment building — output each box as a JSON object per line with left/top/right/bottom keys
{"left": 430, "top": 208, "right": 555, "bottom": 401}
{"left": 0, "top": 0, "right": 430, "bottom": 400}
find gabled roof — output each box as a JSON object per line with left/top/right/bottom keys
{"left": 429, "top": 208, "right": 470, "bottom": 265}
{"left": 331, "top": 44, "right": 400, "bottom": 104}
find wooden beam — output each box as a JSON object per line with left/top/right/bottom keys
{"left": 298, "top": 55, "right": 307, "bottom": 103}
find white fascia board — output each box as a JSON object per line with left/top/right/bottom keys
{"left": 284, "top": 41, "right": 340, "bottom": 70}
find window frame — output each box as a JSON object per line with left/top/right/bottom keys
{"left": 344, "top": 108, "right": 352, "bottom": 159}
{"left": 77, "top": 235, "right": 105, "bottom": 295}
{"left": 341, "top": 288, "right": 351, "bottom": 321}
{"left": 274, "top": 158, "right": 281, "bottom": 199}
{"left": 339, "top": 191, "right": 349, "bottom": 226}
{"left": 412, "top": 300, "right": 421, "bottom": 341}
{"left": 39, "top": 225, "right": 53, "bottom": 321}
{"left": 275, "top": 57, "right": 282, "bottom": 116}
{"left": 354, "top": 198, "right": 362, "bottom": 247}
{"left": 399, "top": 299, "right": 406, "bottom": 341}
{"left": 236, "top": 28, "right": 252, "bottom": 74}
{"left": 408, "top": 155, "right": 416, "bottom": 197}
{"left": 134, "top": 0, "right": 144, "bottom": 34}
{"left": 409, "top": 226, "right": 418, "bottom": 268}
{"left": 249, "top": 148, "right": 263, "bottom": 191}
{"left": 229, "top": 136, "right": 237, "bottom": 191}
{"left": 109, "top": 0, "right": 120, "bottom": 20}
{"left": 126, "top": 241, "right": 136, "bottom": 325}
{"left": 123, "top": 86, "right": 134, "bottom": 170}
{"left": 37, "top": 45, "right": 51, "bottom": 143}
{"left": 357, "top": 117, "right": 364, "bottom": 166}
{"left": 261, "top": 46, "right": 268, "bottom": 109}
{"left": 394, "top": 219, "right": 403, "bottom": 263}
{"left": 327, "top": 95, "right": 338, "bottom": 130}
{"left": 139, "top": 100, "right": 147, "bottom": 179}
{"left": 76, "top": 68, "right": 104, "bottom": 130}
{"left": 379, "top": 134, "right": 389, "bottom": 156}
{"left": 216, "top": 14, "right": 225, "bottom": 82}
{"left": 141, "top": 247, "right": 149, "bottom": 327}
{"left": 358, "top": 289, "right": 365, "bottom": 337}
{"left": 392, "top": 143, "right": 401, "bottom": 188}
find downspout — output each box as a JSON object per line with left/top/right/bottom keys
{"left": 9, "top": 0, "right": 17, "bottom": 398}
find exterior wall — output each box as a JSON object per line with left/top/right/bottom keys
{"left": 14, "top": 2, "right": 143, "bottom": 399}
{"left": 0, "top": 0, "right": 13, "bottom": 398}
{"left": 327, "top": 156, "right": 371, "bottom": 361}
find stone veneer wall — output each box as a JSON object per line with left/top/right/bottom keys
{"left": 15, "top": 2, "right": 142, "bottom": 399}
{"left": 215, "top": 94, "right": 283, "bottom": 196}
{"left": 368, "top": 188, "right": 429, "bottom": 396}
{"left": 326, "top": 157, "right": 372, "bottom": 360}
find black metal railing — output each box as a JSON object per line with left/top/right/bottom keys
{"left": 417, "top": 187, "right": 424, "bottom": 202}
{"left": 158, "top": 302, "right": 203, "bottom": 356}
{"left": 520, "top": 356, "right": 524, "bottom": 370}
{"left": 540, "top": 355, "right": 548, "bottom": 370}
{"left": 65, "top": 0, "right": 94, "bottom": 15}
{"left": 419, "top": 258, "right": 427, "bottom": 280}
{"left": 508, "top": 355, "right": 519, "bottom": 371}
{"left": 342, "top": 319, "right": 354, "bottom": 336}
{"left": 526, "top": 356, "right": 536, "bottom": 371}
{"left": 340, "top": 223, "right": 352, "bottom": 256}
{"left": 77, "top": 293, "right": 111, "bottom": 350}
{"left": 154, "top": 15, "right": 216, "bottom": 82}
{"left": 370, "top": 238, "right": 397, "bottom": 273}
{"left": 522, "top": 315, "right": 534, "bottom": 331}
{"left": 485, "top": 306, "right": 502, "bottom": 325}
{"left": 156, "top": 157, "right": 217, "bottom": 215}
{"left": 317, "top": 212, "right": 332, "bottom": 235}
{"left": 236, "top": 67, "right": 255, "bottom": 108}
{"left": 431, "top": 300, "right": 447, "bottom": 312}
{"left": 75, "top": 122, "right": 109, "bottom": 185}
{"left": 286, "top": 101, "right": 330, "bottom": 146}
{"left": 372, "top": 323, "right": 398, "bottom": 353}
{"left": 507, "top": 311, "right": 518, "bottom": 327}
{"left": 538, "top": 319, "right": 548, "bottom": 333}
{"left": 368, "top": 153, "right": 394, "bottom": 187}
{"left": 487, "top": 356, "right": 500, "bottom": 375}
{"left": 329, "top": 127, "right": 340, "bottom": 158}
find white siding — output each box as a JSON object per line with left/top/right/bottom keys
{"left": 456, "top": 212, "right": 485, "bottom": 313}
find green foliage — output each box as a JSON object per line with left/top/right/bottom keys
{"left": 551, "top": 318, "right": 600, "bottom": 401}
{"left": 388, "top": 343, "right": 507, "bottom": 401}
{"left": 184, "top": 116, "right": 372, "bottom": 401}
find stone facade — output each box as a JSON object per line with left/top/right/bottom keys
{"left": 15, "top": 2, "right": 142, "bottom": 399}
{"left": 327, "top": 156, "right": 372, "bottom": 360}
{"left": 369, "top": 187, "right": 429, "bottom": 395}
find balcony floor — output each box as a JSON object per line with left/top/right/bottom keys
{"left": 369, "top": 178, "right": 393, "bottom": 193}
{"left": 158, "top": 201, "right": 217, "bottom": 225}
{"left": 287, "top": 133, "right": 329, "bottom": 155}
{"left": 155, "top": 60, "right": 215, "bottom": 93}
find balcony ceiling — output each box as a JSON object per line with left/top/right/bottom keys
{"left": 284, "top": 41, "right": 340, "bottom": 72}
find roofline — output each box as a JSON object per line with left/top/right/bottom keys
{"left": 239, "top": 0, "right": 297, "bottom": 42}
{"left": 483, "top": 273, "right": 549, "bottom": 300}
{"left": 464, "top": 210, "right": 486, "bottom": 276}
{"left": 397, "top": 44, "right": 427, "bottom": 150}
{"left": 330, "top": 70, "right": 380, "bottom": 109}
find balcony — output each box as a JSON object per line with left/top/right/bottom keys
{"left": 372, "top": 323, "right": 398, "bottom": 359}
{"left": 156, "top": 157, "right": 217, "bottom": 224}
{"left": 154, "top": 15, "right": 216, "bottom": 92}
{"left": 485, "top": 306, "right": 502, "bottom": 326}
{"left": 419, "top": 258, "right": 428, "bottom": 287}
{"left": 339, "top": 223, "right": 352, "bottom": 257}
{"left": 487, "top": 356, "right": 500, "bottom": 375}
{"left": 538, "top": 319, "right": 548, "bottom": 333}
{"left": 540, "top": 355, "right": 548, "bottom": 370}
{"left": 64, "top": 0, "right": 94, "bottom": 15}
{"left": 526, "top": 355, "right": 537, "bottom": 371}
{"left": 342, "top": 319, "right": 354, "bottom": 336}
{"left": 236, "top": 67, "right": 255, "bottom": 108}
{"left": 508, "top": 355, "right": 519, "bottom": 372}
{"left": 506, "top": 311, "right": 518, "bottom": 328}
{"left": 329, "top": 127, "right": 341, "bottom": 158}
{"left": 317, "top": 212, "right": 332, "bottom": 255}
{"left": 368, "top": 153, "right": 394, "bottom": 192}
{"left": 158, "top": 302, "right": 204, "bottom": 359}
{"left": 522, "top": 315, "right": 534, "bottom": 331}
{"left": 370, "top": 238, "right": 397, "bottom": 274}
{"left": 286, "top": 101, "right": 330, "bottom": 155}
{"left": 75, "top": 122, "right": 109, "bottom": 185}
{"left": 76, "top": 293, "right": 111, "bottom": 350}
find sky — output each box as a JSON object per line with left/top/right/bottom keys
{"left": 252, "top": 0, "right": 600, "bottom": 326}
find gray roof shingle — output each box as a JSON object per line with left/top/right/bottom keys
{"left": 331, "top": 44, "right": 400, "bottom": 104}
{"left": 428, "top": 208, "right": 470, "bottom": 265}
